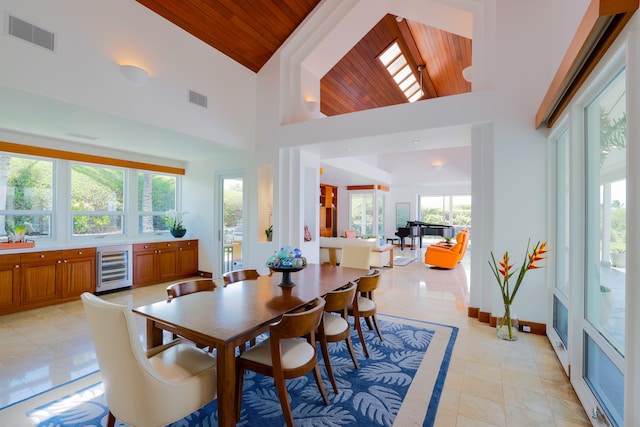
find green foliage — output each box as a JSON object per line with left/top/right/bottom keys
{"left": 223, "top": 190, "right": 242, "bottom": 228}
{"left": 7, "top": 157, "right": 52, "bottom": 210}
{"left": 137, "top": 173, "right": 176, "bottom": 211}
{"left": 71, "top": 166, "right": 123, "bottom": 212}
{"left": 600, "top": 108, "right": 626, "bottom": 165}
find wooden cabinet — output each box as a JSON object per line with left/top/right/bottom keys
{"left": 0, "top": 240, "right": 196, "bottom": 313}
{"left": 133, "top": 240, "right": 199, "bottom": 287}
{"left": 20, "top": 251, "right": 63, "bottom": 308}
{"left": 176, "top": 240, "right": 198, "bottom": 276}
{"left": 61, "top": 248, "right": 96, "bottom": 298}
{"left": 320, "top": 184, "right": 338, "bottom": 237}
{"left": 0, "top": 254, "right": 21, "bottom": 312}
{"left": 133, "top": 242, "right": 159, "bottom": 287}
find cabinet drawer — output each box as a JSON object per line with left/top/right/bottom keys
{"left": 0, "top": 254, "right": 21, "bottom": 266}
{"left": 175, "top": 239, "right": 197, "bottom": 248}
{"left": 21, "top": 251, "right": 62, "bottom": 264}
{"left": 133, "top": 243, "right": 158, "bottom": 252}
{"left": 62, "top": 247, "right": 96, "bottom": 259}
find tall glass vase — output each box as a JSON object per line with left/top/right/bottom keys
{"left": 496, "top": 304, "right": 519, "bottom": 341}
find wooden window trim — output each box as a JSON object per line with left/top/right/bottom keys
{"left": 0, "top": 141, "right": 185, "bottom": 175}
{"left": 535, "top": 0, "right": 638, "bottom": 129}
{"left": 346, "top": 185, "right": 390, "bottom": 191}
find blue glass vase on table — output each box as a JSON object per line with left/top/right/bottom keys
{"left": 267, "top": 245, "right": 307, "bottom": 287}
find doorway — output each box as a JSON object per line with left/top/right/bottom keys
{"left": 219, "top": 174, "right": 245, "bottom": 274}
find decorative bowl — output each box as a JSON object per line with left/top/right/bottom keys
{"left": 269, "top": 265, "right": 305, "bottom": 287}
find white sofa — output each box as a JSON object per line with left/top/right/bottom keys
{"left": 319, "top": 237, "right": 394, "bottom": 268}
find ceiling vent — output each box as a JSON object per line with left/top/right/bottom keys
{"left": 188, "top": 90, "right": 207, "bottom": 108}
{"left": 8, "top": 15, "right": 55, "bottom": 51}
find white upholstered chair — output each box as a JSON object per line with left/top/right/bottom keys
{"left": 339, "top": 245, "right": 371, "bottom": 270}
{"left": 81, "top": 292, "right": 217, "bottom": 427}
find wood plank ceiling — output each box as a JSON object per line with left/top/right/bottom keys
{"left": 136, "top": 1, "right": 472, "bottom": 117}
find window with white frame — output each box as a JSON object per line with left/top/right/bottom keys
{"left": 138, "top": 171, "right": 178, "bottom": 234}
{"left": 71, "top": 164, "right": 125, "bottom": 237}
{"left": 0, "top": 153, "right": 53, "bottom": 239}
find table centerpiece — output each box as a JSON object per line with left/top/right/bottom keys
{"left": 266, "top": 245, "right": 307, "bottom": 287}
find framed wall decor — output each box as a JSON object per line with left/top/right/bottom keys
{"left": 395, "top": 202, "right": 410, "bottom": 229}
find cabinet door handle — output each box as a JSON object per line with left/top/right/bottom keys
{"left": 57, "top": 260, "right": 62, "bottom": 264}
{"left": 78, "top": 251, "right": 83, "bottom": 255}
{"left": 15, "top": 265, "right": 19, "bottom": 269}
{"left": 40, "top": 254, "right": 45, "bottom": 258}
{"left": 64, "top": 259, "right": 68, "bottom": 263}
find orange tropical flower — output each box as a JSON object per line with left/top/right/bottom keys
{"left": 489, "top": 239, "right": 548, "bottom": 339}
{"left": 489, "top": 239, "right": 548, "bottom": 305}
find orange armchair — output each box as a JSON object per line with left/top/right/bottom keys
{"left": 424, "top": 229, "right": 469, "bottom": 269}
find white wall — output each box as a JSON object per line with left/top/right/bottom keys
{"left": 0, "top": 0, "right": 596, "bottom": 326}
{"left": 256, "top": 0, "right": 557, "bottom": 324}
{"left": 0, "top": 0, "right": 257, "bottom": 153}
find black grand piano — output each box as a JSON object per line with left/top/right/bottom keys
{"left": 395, "top": 221, "right": 454, "bottom": 250}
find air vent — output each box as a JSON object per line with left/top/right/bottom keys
{"left": 189, "top": 90, "right": 207, "bottom": 108}
{"left": 8, "top": 15, "right": 55, "bottom": 51}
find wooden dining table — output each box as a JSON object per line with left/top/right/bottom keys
{"left": 132, "top": 263, "right": 368, "bottom": 427}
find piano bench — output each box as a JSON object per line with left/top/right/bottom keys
{"left": 386, "top": 237, "right": 400, "bottom": 246}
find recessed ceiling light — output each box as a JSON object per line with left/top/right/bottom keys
{"left": 412, "top": 140, "right": 420, "bottom": 144}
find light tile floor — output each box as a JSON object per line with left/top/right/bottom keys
{"left": 0, "top": 246, "right": 591, "bottom": 426}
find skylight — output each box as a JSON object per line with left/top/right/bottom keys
{"left": 379, "top": 42, "right": 422, "bottom": 102}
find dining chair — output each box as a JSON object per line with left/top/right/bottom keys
{"left": 319, "top": 281, "right": 359, "bottom": 393}
{"left": 222, "top": 268, "right": 262, "bottom": 352}
{"left": 222, "top": 268, "right": 260, "bottom": 286}
{"left": 166, "top": 279, "right": 217, "bottom": 350}
{"left": 81, "top": 292, "right": 217, "bottom": 427}
{"left": 166, "top": 279, "right": 216, "bottom": 299}
{"left": 347, "top": 269, "right": 383, "bottom": 358}
{"left": 235, "top": 297, "right": 330, "bottom": 427}
{"left": 339, "top": 244, "right": 371, "bottom": 270}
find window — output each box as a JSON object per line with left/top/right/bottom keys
{"left": 378, "top": 42, "right": 421, "bottom": 102}
{"left": 0, "top": 153, "right": 53, "bottom": 239}
{"left": 138, "top": 172, "right": 177, "bottom": 234}
{"left": 418, "top": 194, "right": 471, "bottom": 228}
{"left": 71, "top": 164, "right": 125, "bottom": 237}
{"left": 583, "top": 67, "right": 626, "bottom": 425}
{"left": 349, "top": 193, "right": 373, "bottom": 237}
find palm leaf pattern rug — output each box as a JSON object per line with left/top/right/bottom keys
{"left": 26, "top": 316, "right": 457, "bottom": 427}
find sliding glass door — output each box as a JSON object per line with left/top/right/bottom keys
{"left": 550, "top": 129, "right": 570, "bottom": 374}
{"left": 551, "top": 60, "right": 627, "bottom": 427}
{"left": 581, "top": 69, "right": 626, "bottom": 426}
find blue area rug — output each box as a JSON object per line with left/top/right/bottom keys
{"left": 26, "top": 316, "right": 457, "bottom": 427}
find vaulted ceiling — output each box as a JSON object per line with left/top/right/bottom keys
{"left": 135, "top": 0, "right": 472, "bottom": 117}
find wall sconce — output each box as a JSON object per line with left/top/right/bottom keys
{"left": 431, "top": 161, "right": 444, "bottom": 170}
{"left": 462, "top": 66, "right": 473, "bottom": 83}
{"left": 304, "top": 98, "right": 319, "bottom": 112}
{"left": 120, "top": 64, "right": 149, "bottom": 85}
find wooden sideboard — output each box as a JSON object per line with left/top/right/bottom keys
{"left": 132, "top": 239, "right": 198, "bottom": 287}
{"left": 0, "top": 239, "right": 199, "bottom": 315}
{"left": 0, "top": 247, "right": 97, "bottom": 315}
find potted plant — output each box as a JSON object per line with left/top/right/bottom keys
{"left": 610, "top": 247, "right": 626, "bottom": 268}
{"left": 489, "top": 240, "right": 548, "bottom": 340}
{"left": 165, "top": 209, "right": 188, "bottom": 238}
